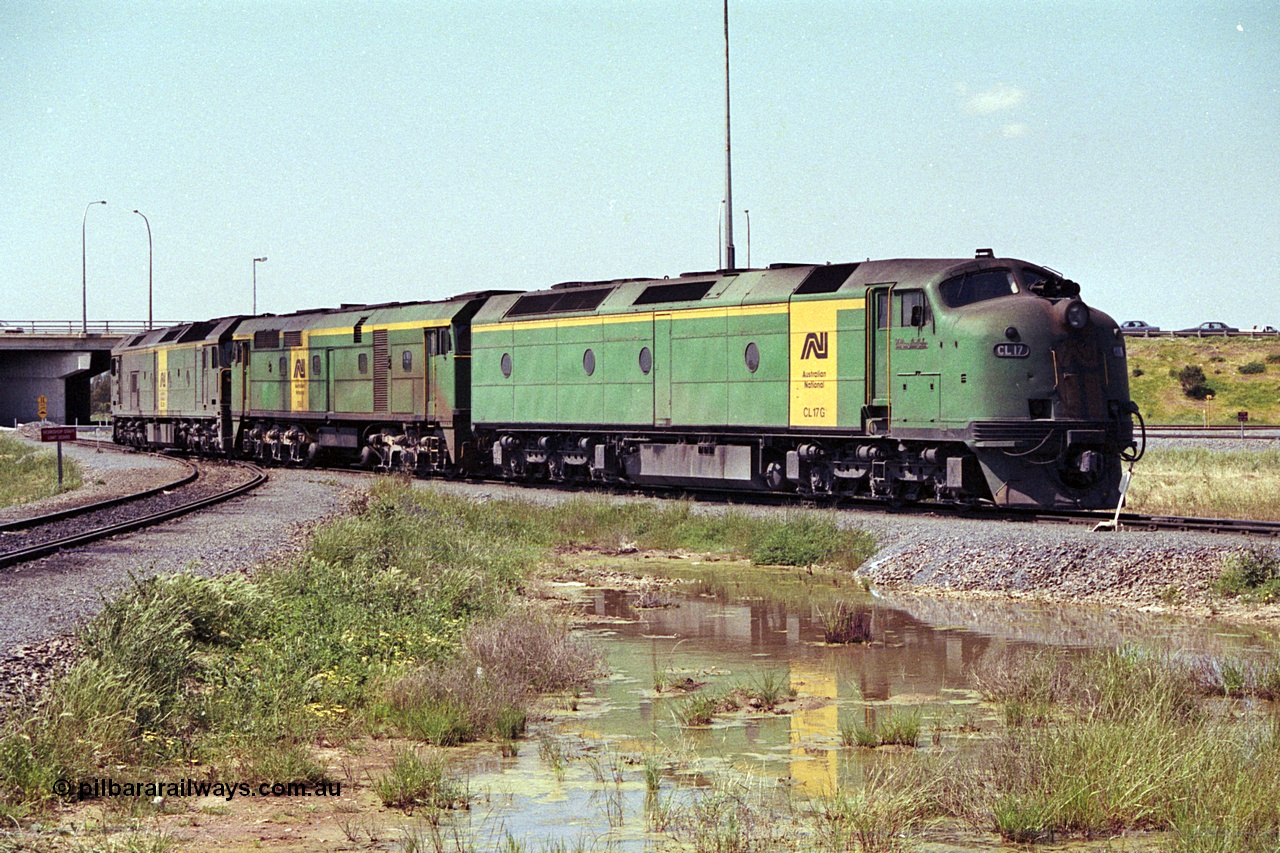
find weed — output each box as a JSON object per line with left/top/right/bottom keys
{"left": 675, "top": 692, "right": 720, "bottom": 727}
{"left": 813, "top": 788, "right": 921, "bottom": 853}
{"left": 840, "top": 719, "right": 880, "bottom": 748}
{"left": 876, "top": 709, "right": 922, "bottom": 747}
{"left": 641, "top": 752, "right": 662, "bottom": 793}
{"left": 538, "top": 736, "right": 571, "bottom": 781}
{"left": 741, "top": 670, "right": 794, "bottom": 711}
{"left": 1239, "top": 361, "right": 1266, "bottom": 374}
{"left": 816, "top": 601, "right": 874, "bottom": 644}
{"left": 374, "top": 747, "right": 465, "bottom": 812}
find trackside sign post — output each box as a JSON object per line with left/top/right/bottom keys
{"left": 40, "top": 426, "right": 76, "bottom": 488}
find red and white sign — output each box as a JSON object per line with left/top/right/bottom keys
{"left": 40, "top": 426, "right": 77, "bottom": 443}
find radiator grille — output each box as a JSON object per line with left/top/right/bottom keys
{"left": 372, "top": 329, "right": 388, "bottom": 412}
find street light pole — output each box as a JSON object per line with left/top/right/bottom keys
{"left": 82, "top": 200, "right": 106, "bottom": 333}
{"left": 252, "top": 257, "right": 268, "bottom": 315}
{"left": 133, "top": 210, "right": 152, "bottom": 329}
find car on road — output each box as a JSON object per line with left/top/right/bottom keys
{"left": 1120, "top": 320, "right": 1160, "bottom": 333}
{"left": 1180, "top": 321, "right": 1237, "bottom": 335}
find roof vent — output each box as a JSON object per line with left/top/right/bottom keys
{"left": 975, "top": 248, "right": 995, "bottom": 258}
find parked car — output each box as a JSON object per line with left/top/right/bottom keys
{"left": 1120, "top": 320, "right": 1160, "bottom": 333}
{"left": 1180, "top": 322, "right": 1237, "bottom": 335}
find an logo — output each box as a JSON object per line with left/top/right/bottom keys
{"left": 994, "top": 342, "right": 1031, "bottom": 358}
{"left": 800, "top": 332, "right": 829, "bottom": 360}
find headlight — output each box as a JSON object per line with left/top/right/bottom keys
{"left": 1065, "top": 299, "right": 1089, "bottom": 330}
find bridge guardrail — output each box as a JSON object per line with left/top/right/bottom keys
{"left": 0, "top": 321, "right": 188, "bottom": 336}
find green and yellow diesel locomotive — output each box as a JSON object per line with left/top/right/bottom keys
{"left": 111, "top": 252, "right": 1141, "bottom": 508}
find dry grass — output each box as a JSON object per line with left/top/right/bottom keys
{"left": 1126, "top": 447, "right": 1280, "bottom": 521}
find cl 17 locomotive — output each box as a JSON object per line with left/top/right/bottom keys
{"left": 111, "top": 251, "right": 1141, "bottom": 509}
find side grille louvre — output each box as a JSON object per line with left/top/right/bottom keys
{"left": 372, "top": 329, "right": 389, "bottom": 412}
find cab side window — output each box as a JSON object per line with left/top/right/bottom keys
{"left": 896, "top": 290, "right": 931, "bottom": 327}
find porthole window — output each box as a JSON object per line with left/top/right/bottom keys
{"left": 639, "top": 346, "right": 652, "bottom": 375}
{"left": 358, "top": 353, "right": 369, "bottom": 375}
{"left": 279, "top": 356, "right": 288, "bottom": 376}
{"left": 500, "top": 352, "right": 512, "bottom": 378}
{"left": 312, "top": 354, "right": 322, "bottom": 376}
{"left": 583, "top": 348, "right": 596, "bottom": 376}
{"left": 402, "top": 350, "right": 413, "bottom": 371}
{"left": 744, "top": 342, "right": 760, "bottom": 373}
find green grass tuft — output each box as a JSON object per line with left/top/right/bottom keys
{"left": 0, "top": 433, "right": 83, "bottom": 508}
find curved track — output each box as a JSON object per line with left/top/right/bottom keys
{"left": 0, "top": 444, "right": 198, "bottom": 532}
{"left": 0, "top": 454, "right": 268, "bottom": 569}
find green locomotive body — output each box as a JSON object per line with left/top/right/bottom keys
{"left": 468, "top": 254, "right": 1135, "bottom": 507}
{"left": 112, "top": 253, "right": 1138, "bottom": 509}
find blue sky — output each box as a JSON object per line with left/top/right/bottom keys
{"left": 2, "top": 1, "right": 1276, "bottom": 330}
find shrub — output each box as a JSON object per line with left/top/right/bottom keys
{"left": 1266, "top": 353, "right": 1280, "bottom": 364}
{"left": 1239, "top": 361, "right": 1266, "bottom": 375}
{"left": 1131, "top": 367, "right": 1144, "bottom": 377}
{"left": 1184, "top": 382, "right": 1215, "bottom": 400}
{"left": 1213, "top": 546, "right": 1280, "bottom": 600}
{"left": 380, "top": 604, "right": 602, "bottom": 744}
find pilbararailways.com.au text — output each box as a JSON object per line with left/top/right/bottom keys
{"left": 53, "top": 778, "right": 342, "bottom": 802}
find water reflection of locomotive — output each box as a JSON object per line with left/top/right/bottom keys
{"left": 110, "top": 251, "right": 1142, "bottom": 508}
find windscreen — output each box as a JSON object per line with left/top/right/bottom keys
{"left": 938, "top": 269, "right": 1018, "bottom": 308}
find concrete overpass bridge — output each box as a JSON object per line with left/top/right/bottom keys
{"left": 0, "top": 321, "right": 178, "bottom": 425}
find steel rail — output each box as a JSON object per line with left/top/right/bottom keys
{"left": 0, "top": 444, "right": 198, "bottom": 533}
{"left": 0, "top": 461, "right": 267, "bottom": 569}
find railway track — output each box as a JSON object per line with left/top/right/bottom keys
{"left": 0, "top": 451, "right": 268, "bottom": 569}
{"left": 1145, "top": 424, "right": 1280, "bottom": 440}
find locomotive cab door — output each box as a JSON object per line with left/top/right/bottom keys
{"left": 866, "top": 285, "right": 894, "bottom": 419}
{"left": 324, "top": 349, "right": 335, "bottom": 414}
{"left": 653, "top": 313, "right": 672, "bottom": 427}
{"left": 424, "top": 327, "right": 452, "bottom": 423}
{"left": 867, "top": 285, "right": 939, "bottom": 430}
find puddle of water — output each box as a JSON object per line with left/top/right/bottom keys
{"left": 437, "top": 562, "right": 1277, "bottom": 851}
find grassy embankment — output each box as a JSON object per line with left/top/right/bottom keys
{"left": 0, "top": 433, "right": 83, "bottom": 509}
{"left": 0, "top": 481, "right": 874, "bottom": 829}
{"left": 1126, "top": 336, "right": 1280, "bottom": 424}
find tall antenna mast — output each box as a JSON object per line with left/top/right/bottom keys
{"left": 722, "top": 0, "right": 736, "bottom": 272}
